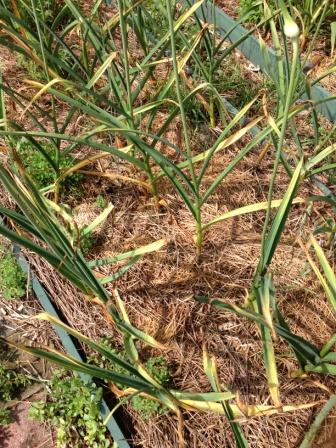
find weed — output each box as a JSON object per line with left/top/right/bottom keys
{"left": 131, "top": 356, "right": 170, "bottom": 420}
{"left": 80, "top": 234, "right": 97, "bottom": 254}
{"left": 0, "top": 361, "right": 30, "bottom": 401}
{"left": 0, "top": 407, "right": 11, "bottom": 426}
{"left": 320, "top": 125, "right": 336, "bottom": 145}
{"left": 239, "top": 0, "right": 275, "bottom": 24}
{"left": 29, "top": 371, "right": 111, "bottom": 448}
{"left": 16, "top": 141, "right": 82, "bottom": 189}
{"left": 17, "top": 53, "right": 45, "bottom": 82}
{"left": 215, "top": 59, "right": 258, "bottom": 109}
{"left": 88, "top": 336, "right": 170, "bottom": 420}
{"left": 12, "top": 0, "right": 70, "bottom": 28}
{"left": 17, "top": 44, "right": 71, "bottom": 81}
{"left": 35, "top": 0, "right": 66, "bottom": 26}
{"left": 143, "top": 0, "right": 169, "bottom": 39}
{"left": 0, "top": 246, "right": 26, "bottom": 300}
{"left": 95, "top": 195, "right": 108, "bottom": 210}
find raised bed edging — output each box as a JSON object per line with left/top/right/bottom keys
{"left": 192, "top": 0, "right": 336, "bottom": 123}
{"left": 12, "top": 244, "right": 131, "bottom": 448}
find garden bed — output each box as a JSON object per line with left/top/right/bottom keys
{"left": 0, "top": 1, "right": 336, "bottom": 447}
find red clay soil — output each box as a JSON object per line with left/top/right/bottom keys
{"left": 1, "top": 402, "right": 54, "bottom": 448}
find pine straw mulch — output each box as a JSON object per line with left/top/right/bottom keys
{"left": 1, "top": 141, "right": 336, "bottom": 447}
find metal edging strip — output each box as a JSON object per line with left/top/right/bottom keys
{"left": 11, "top": 244, "right": 131, "bottom": 448}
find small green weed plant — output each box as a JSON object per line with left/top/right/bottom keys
{"left": 0, "top": 361, "right": 30, "bottom": 402}
{"left": 29, "top": 370, "right": 112, "bottom": 448}
{"left": 95, "top": 195, "right": 108, "bottom": 210}
{"left": 0, "top": 407, "right": 11, "bottom": 426}
{"left": 89, "top": 336, "right": 170, "bottom": 420}
{"left": 0, "top": 246, "right": 26, "bottom": 300}
{"left": 16, "top": 141, "right": 82, "bottom": 189}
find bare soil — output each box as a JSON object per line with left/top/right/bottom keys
{"left": 3, "top": 400, "right": 54, "bottom": 448}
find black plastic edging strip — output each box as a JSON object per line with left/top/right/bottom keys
{"left": 190, "top": 0, "right": 336, "bottom": 123}
{"left": 11, "top": 244, "right": 131, "bottom": 448}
